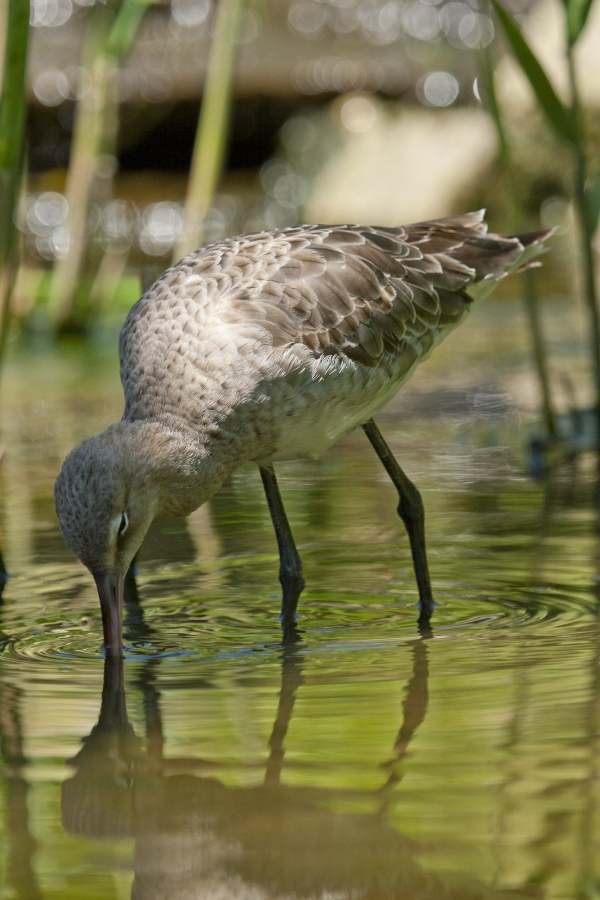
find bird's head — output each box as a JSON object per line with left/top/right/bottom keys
{"left": 54, "top": 423, "right": 160, "bottom": 655}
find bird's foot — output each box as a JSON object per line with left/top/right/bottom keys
{"left": 417, "top": 596, "right": 435, "bottom": 638}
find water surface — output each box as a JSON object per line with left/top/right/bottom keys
{"left": 0, "top": 297, "right": 598, "bottom": 899}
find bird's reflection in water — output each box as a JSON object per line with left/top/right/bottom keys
{"left": 61, "top": 575, "right": 536, "bottom": 900}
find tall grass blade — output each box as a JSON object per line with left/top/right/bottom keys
{"left": 174, "top": 0, "right": 244, "bottom": 261}
{"left": 480, "top": 44, "right": 557, "bottom": 436}
{"left": 566, "top": 40, "right": 600, "bottom": 432}
{"left": 47, "top": 3, "right": 113, "bottom": 329}
{"left": 492, "top": 0, "right": 577, "bottom": 143}
{"left": 495, "top": 0, "right": 600, "bottom": 441}
{"left": 0, "top": 0, "right": 9, "bottom": 94}
{"left": 479, "top": 45, "right": 511, "bottom": 173}
{"left": 49, "top": 0, "right": 153, "bottom": 330}
{"left": 0, "top": 0, "right": 30, "bottom": 359}
{"left": 565, "top": 0, "right": 595, "bottom": 44}
{"left": 107, "top": 0, "right": 153, "bottom": 60}
{"left": 586, "top": 165, "right": 600, "bottom": 236}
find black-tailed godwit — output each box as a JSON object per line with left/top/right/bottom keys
{"left": 54, "top": 212, "right": 552, "bottom": 653}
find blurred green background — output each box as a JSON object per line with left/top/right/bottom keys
{"left": 7, "top": 0, "right": 599, "bottom": 337}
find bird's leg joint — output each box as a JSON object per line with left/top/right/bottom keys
{"left": 279, "top": 558, "right": 305, "bottom": 596}
{"left": 280, "top": 559, "right": 304, "bottom": 586}
{"left": 396, "top": 482, "right": 424, "bottom": 530}
{"left": 279, "top": 555, "right": 304, "bottom": 623}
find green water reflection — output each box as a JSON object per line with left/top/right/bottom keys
{"left": 0, "top": 298, "right": 599, "bottom": 898}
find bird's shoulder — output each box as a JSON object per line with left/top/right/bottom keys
{"left": 121, "top": 215, "right": 522, "bottom": 368}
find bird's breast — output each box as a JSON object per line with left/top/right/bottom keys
{"left": 253, "top": 350, "right": 417, "bottom": 462}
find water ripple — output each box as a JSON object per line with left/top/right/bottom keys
{"left": 0, "top": 575, "right": 595, "bottom": 664}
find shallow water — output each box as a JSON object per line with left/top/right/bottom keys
{"left": 0, "top": 297, "right": 599, "bottom": 899}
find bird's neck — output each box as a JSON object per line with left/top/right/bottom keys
{"left": 121, "top": 418, "right": 242, "bottom": 518}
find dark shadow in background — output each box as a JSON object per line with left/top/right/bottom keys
{"left": 28, "top": 96, "right": 312, "bottom": 175}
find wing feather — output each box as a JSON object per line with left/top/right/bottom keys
{"left": 126, "top": 215, "right": 552, "bottom": 378}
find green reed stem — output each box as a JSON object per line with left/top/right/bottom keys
{"left": 174, "top": 0, "right": 244, "bottom": 262}
{"left": 480, "top": 45, "right": 557, "bottom": 437}
{"left": 0, "top": 0, "right": 30, "bottom": 360}
{"left": 47, "top": 3, "right": 113, "bottom": 328}
{"left": 106, "top": 0, "right": 151, "bottom": 59}
{"left": 49, "top": 0, "right": 152, "bottom": 331}
{"left": 566, "top": 41, "right": 600, "bottom": 439}
{"left": 522, "top": 269, "right": 557, "bottom": 436}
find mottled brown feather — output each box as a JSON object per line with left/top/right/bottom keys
{"left": 120, "top": 214, "right": 552, "bottom": 416}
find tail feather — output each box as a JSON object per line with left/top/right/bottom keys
{"left": 512, "top": 228, "right": 556, "bottom": 247}
{"left": 465, "top": 225, "right": 555, "bottom": 303}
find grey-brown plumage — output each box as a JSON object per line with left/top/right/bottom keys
{"left": 120, "top": 212, "right": 526, "bottom": 420}
{"left": 54, "top": 212, "right": 552, "bottom": 653}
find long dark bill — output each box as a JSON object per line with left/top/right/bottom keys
{"left": 93, "top": 573, "right": 125, "bottom": 657}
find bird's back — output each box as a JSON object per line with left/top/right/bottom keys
{"left": 119, "top": 213, "right": 548, "bottom": 460}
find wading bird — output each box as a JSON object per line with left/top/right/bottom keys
{"left": 54, "top": 212, "right": 551, "bottom": 654}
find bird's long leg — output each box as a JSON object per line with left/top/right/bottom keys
{"left": 362, "top": 419, "right": 434, "bottom": 630}
{"left": 259, "top": 463, "right": 305, "bottom": 639}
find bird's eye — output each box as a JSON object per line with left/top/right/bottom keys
{"left": 118, "top": 513, "right": 129, "bottom": 536}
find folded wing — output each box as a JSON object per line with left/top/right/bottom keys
{"left": 219, "top": 212, "right": 551, "bottom": 367}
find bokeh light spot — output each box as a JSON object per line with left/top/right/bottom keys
{"left": 340, "top": 95, "right": 377, "bottom": 133}
{"left": 288, "top": 1, "right": 327, "bottom": 35}
{"left": 418, "top": 71, "right": 459, "bottom": 106}
{"left": 30, "top": 0, "right": 72, "bottom": 28}
{"left": 171, "top": 0, "right": 212, "bottom": 28}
